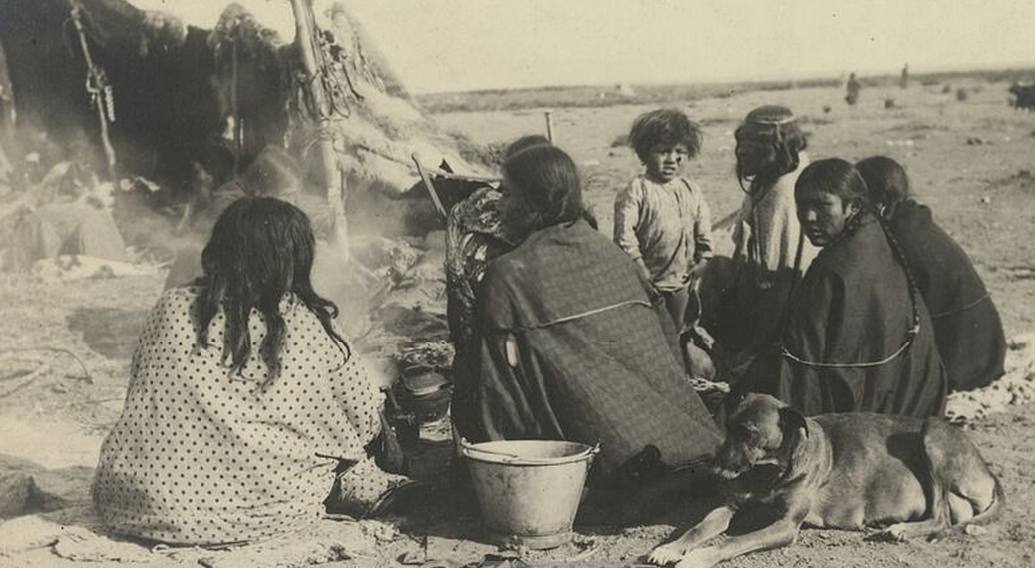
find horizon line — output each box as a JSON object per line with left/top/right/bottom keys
{"left": 412, "top": 61, "right": 1035, "bottom": 97}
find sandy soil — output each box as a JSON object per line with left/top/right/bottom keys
{"left": 1, "top": 79, "right": 1034, "bottom": 567}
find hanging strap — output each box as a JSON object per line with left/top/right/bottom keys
{"left": 780, "top": 323, "right": 919, "bottom": 369}
{"left": 929, "top": 293, "right": 989, "bottom": 319}
{"left": 779, "top": 220, "right": 922, "bottom": 370}
{"left": 68, "top": 1, "right": 116, "bottom": 179}
{"left": 506, "top": 299, "right": 653, "bottom": 334}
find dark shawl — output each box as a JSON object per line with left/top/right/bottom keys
{"left": 744, "top": 214, "right": 947, "bottom": 418}
{"left": 889, "top": 200, "right": 1005, "bottom": 391}
{"left": 455, "top": 220, "right": 722, "bottom": 479}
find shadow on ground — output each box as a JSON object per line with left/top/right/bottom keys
{"left": 66, "top": 308, "right": 150, "bottom": 359}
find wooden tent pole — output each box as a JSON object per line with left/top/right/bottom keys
{"left": 289, "top": 0, "right": 349, "bottom": 255}
{"left": 70, "top": 1, "right": 117, "bottom": 182}
{"left": 412, "top": 153, "right": 447, "bottom": 219}
{"left": 230, "top": 31, "right": 241, "bottom": 176}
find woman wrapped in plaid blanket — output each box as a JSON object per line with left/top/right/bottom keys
{"left": 453, "top": 144, "right": 721, "bottom": 495}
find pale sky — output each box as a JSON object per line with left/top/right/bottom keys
{"left": 131, "top": 0, "right": 1035, "bottom": 93}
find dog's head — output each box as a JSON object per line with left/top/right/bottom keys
{"left": 713, "top": 392, "right": 808, "bottom": 480}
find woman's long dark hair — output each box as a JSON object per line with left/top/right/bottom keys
{"left": 856, "top": 155, "right": 911, "bottom": 218}
{"left": 196, "top": 197, "right": 348, "bottom": 385}
{"left": 735, "top": 106, "right": 807, "bottom": 192}
{"left": 502, "top": 144, "right": 597, "bottom": 230}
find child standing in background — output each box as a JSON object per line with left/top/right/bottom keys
{"left": 614, "top": 108, "right": 712, "bottom": 334}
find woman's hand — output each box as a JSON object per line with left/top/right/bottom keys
{"left": 686, "top": 260, "right": 709, "bottom": 285}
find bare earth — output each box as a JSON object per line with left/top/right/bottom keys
{"left": 2, "top": 79, "right": 1035, "bottom": 567}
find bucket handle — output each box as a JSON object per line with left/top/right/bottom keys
{"left": 459, "top": 438, "right": 600, "bottom": 465}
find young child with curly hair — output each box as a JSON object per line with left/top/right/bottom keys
{"left": 614, "top": 108, "right": 712, "bottom": 334}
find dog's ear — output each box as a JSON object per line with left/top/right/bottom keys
{"left": 778, "top": 407, "right": 808, "bottom": 439}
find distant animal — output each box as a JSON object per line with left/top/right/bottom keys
{"left": 648, "top": 393, "right": 1003, "bottom": 568}
{"left": 1009, "top": 82, "right": 1035, "bottom": 111}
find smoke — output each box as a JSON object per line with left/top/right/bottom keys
{"left": 0, "top": 0, "right": 456, "bottom": 357}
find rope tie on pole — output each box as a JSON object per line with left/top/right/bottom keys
{"left": 67, "top": 1, "right": 117, "bottom": 180}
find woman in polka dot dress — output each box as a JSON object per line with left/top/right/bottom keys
{"left": 93, "top": 197, "right": 421, "bottom": 545}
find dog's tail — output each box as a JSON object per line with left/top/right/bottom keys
{"left": 922, "top": 418, "right": 1005, "bottom": 537}
{"left": 958, "top": 473, "right": 1005, "bottom": 528}
{"left": 932, "top": 471, "right": 1005, "bottom": 542}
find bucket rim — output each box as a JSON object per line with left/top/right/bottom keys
{"left": 459, "top": 439, "right": 600, "bottom": 466}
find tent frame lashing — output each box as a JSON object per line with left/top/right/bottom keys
{"left": 230, "top": 29, "right": 242, "bottom": 176}
{"left": 290, "top": 0, "right": 349, "bottom": 254}
{"left": 68, "top": 0, "right": 117, "bottom": 182}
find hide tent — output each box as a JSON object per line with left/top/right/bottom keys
{"left": 0, "top": 0, "right": 225, "bottom": 192}
{"left": 0, "top": 0, "right": 491, "bottom": 239}
{"left": 283, "top": 0, "right": 493, "bottom": 236}
{"left": 0, "top": 0, "right": 497, "bottom": 389}
{"left": 0, "top": 0, "right": 497, "bottom": 373}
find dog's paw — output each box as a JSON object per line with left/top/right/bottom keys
{"left": 648, "top": 543, "right": 687, "bottom": 565}
{"left": 674, "top": 547, "right": 720, "bottom": 568}
{"left": 873, "top": 525, "right": 909, "bottom": 542}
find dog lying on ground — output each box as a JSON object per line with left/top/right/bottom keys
{"left": 648, "top": 393, "right": 1003, "bottom": 568}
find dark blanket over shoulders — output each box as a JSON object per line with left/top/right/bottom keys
{"left": 456, "top": 221, "right": 722, "bottom": 479}
{"left": 890, "top": 200, "right": 1006, "bottom": 391}
{"left": 744, "top": 215, "right": 947, "bottom": 418}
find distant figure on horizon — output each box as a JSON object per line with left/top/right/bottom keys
{"left": 845, "top": 72, "right": 862, "bottom": 105}
{"left": 900, "top": 64, "right": 910, "bottom": 89}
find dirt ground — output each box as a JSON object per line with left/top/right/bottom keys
{"left": 2, "top": 79, "right": 1035, "bottom": 567}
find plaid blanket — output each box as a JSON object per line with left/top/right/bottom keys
{"left": 455, "top": 221, "right": 721, "bottom": 479}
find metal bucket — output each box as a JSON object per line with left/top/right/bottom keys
{"left": 460, "top": 439, "right": 599, "bottom": 549}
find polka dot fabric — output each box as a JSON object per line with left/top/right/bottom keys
{"left": 92, "top": 287, "right": 382, "bottom": 545}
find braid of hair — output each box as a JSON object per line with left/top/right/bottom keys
{"left": 874, "top": 212, "right": 921, "bottom": 338}
{"left": 852, "top": 169, "right": 921, "bottom": 338}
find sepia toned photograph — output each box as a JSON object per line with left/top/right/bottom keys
{"left": 0, "top": 1, "right": 1033, "bottom": 566}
